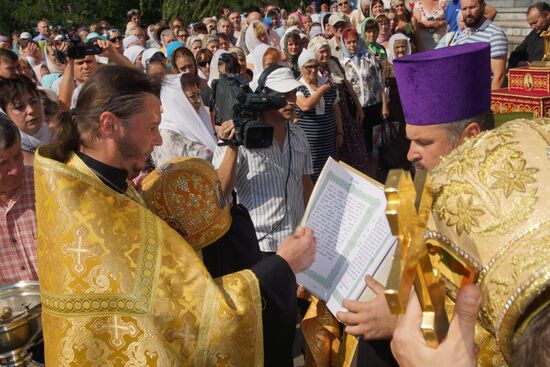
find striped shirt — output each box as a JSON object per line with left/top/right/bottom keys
{"left": 454, "top": 19, "right": 508, "bottom": 58}
{"left": 296, "top": 80, "right": 339, "bottom": 181}
{"left": 0, "top": 166, "right": 38, "bottom": 286}
{"left": 213, "top": 123, "right": 314, "bottom": 252}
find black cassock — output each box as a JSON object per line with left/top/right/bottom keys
{"left": 202, "top": 204, "right": 296, "bottom": 367}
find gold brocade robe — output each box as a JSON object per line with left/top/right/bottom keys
{"left": 34, "top": 150, "right": 263, "bottom": 366}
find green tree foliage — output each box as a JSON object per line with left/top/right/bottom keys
{"left": 0, "top": 0, "right": 302, "bottom": 36}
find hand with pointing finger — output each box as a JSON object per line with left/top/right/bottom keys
{"left": 336, "top": 275, "right": 397, "bottom": 340}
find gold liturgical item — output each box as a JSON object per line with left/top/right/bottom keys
{"left": 383, "top": 170, "right": 449, "bottom": 347}
{"left": 532, "top": 30, "right": 550, "bottom": 66}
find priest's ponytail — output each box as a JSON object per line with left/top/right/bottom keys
{"left": 42, "top": 64, "right": 161, "bottom": 162}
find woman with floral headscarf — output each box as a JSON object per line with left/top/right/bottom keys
{"left": 361, "top": 17, "right": 387, "bottom": 60}
{"left": 341, "top": 27, "right": 388, "bottom": 176}
{"left": 282, "top": 30, "right": 303, "bottom": 78}
{"left": 309, "top": 35, "right": 369, "bottom": 174}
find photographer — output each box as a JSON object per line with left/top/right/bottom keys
{"left": 54, "top": 39, "right": 133, "bottom": 110}
{"left": 213, "top": 66, "right": 314, "bottom": 257}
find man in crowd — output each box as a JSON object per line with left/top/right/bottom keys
{"left": 33, "top": 19, "right": 50, "bottom": 43}
{"left": 214, "top": 66, "right": 315, "bottom": 257}
{"left": 445, "top": 0, "right": 497, "bottom": 33}
{"left": 54, "top": 39, "right": 133, "bottom": 110}
{"left": 336, "top": 43, "right": 493, "bottom": 365}
{"left": 217, "top": 17, "right": 236, "bottom": 45}
{"left": 0, "top": 114, "right": 38, "bottom": 286}
{"left": 0, "top": 49, "right": 19, "bottom": 79}
{"left": 453, "top": 0, "right": 507, "bottom": 89}
{"left": 229, "top": 11, "right": 243, "bottom": 41}
{"left": 35, "top": 65, "right": 316, "bottom": 366}
{"left": 508, "top": 2, "right": 550, "bottom": 68}
{"left": 327, "top": 13, "right": 350, "bottom": 61}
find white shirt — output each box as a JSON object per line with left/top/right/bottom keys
{"left": 212, "top": 123, "right": 314, "bottom": 252}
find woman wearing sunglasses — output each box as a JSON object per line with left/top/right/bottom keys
{"left": 106, "top": 29, "right": 124, "bottom": 54}
{"left": 295, "top": 49, "right": 343, "bottom": 182}
{"left": 196, "top": 48, "right": 213, "bottom": 80}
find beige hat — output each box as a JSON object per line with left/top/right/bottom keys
{"left": 328, "top": 12, "right": 351, "bottom": 26}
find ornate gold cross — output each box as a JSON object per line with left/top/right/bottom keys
{"left": 384, "top": 169, "right": 449, "bottom": 347}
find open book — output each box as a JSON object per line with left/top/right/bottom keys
{"left": 297, "top": 157, "right": 397, "bottom": 316}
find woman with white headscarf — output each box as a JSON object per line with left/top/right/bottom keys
{"left": 152, "top": 73, "right": 217, "bottom": 165}
{"left": 123, "top": 45, "right": 145, "bottom": 70}
{"left": 207, "top": 49, "right": 230, "bottom": 87}
{"left": 248, "top": 44, "right": 280, "bottom": 91}
{"left": 351, "top": 0, "right": 371, "bottom": 32}
{"left": 309, "top": 35, "right": 369, "bottom": 174}
{"left": 382, "top": 33, "right": 411, "bottom": 130}
{"left": 245, "top": 20, "right": 269, "bottom": 55}
{"left": 295, "top": 49, "right": 342, "bottom": 182}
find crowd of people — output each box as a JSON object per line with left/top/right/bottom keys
{"left": 0, "top": 0, "right": 549, "bottom": 366}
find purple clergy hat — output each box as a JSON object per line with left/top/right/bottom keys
{"left": 393, "top": 43, "right": 491, "bottom": 125}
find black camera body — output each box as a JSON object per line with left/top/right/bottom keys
{"left": 211, "top": 73, "right": 285, "bottom": 149}
{"left": 67, "top": 39, "right": 102, "bottom": 59}
{"left": 54, "top": 34, "right": 102, "bottom": 64}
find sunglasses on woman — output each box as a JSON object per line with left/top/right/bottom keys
{"left": 303, "top": 63, "right": 319, "bottom": 71}
{"left": 197, "top": 59, "right": 211, "bottom": 67}
{"left": 110, "top": 36, "right": 123, "bottom": 42}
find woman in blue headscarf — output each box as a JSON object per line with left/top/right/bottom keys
{"left": 340, "top": 27, "right": 388, "bottom": 177}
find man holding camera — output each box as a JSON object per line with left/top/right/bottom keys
{"left": 213, "top": 67, "right": 315, "bottom": 257}
{"left": 52, "top": 39, "right": 133, "bottom": 110}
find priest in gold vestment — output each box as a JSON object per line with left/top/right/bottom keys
{"left": 34, "top": 65, "right": 315, "bottom": 366}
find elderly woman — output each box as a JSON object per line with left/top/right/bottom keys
{"left": 382, "top": 33, "right": 412, "bottom": 131}
{"left": 309, "top": 36, "right": 369, "bottom": 174}
{"left": 341, "top": 27, "right": 388, "bottom": 175}
{"left": 295, "top": 49, "right": 343, "bottom": 182}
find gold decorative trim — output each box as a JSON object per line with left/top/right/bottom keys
{"left": 496, "top": 266, "right": 550, "bottom": 364}
{"left": 195, "top": 279, "right": 218, "bottom": 365}
{"left": 42, "top": 208, "right": 162, "bottom": 316}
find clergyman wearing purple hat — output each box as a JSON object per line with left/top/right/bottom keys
{"left": 393, "top": 42, "right": 495, "bottom": 171}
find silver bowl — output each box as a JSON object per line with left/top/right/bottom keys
{"left": 0, "top": 281, "right": 41, "bottom": 356}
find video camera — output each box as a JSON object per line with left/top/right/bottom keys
{"left": 210, "top": 73, "right": 285, "bottom": 149}
{"left": 53, "top": 33, "right": 102, "bottom": 64}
